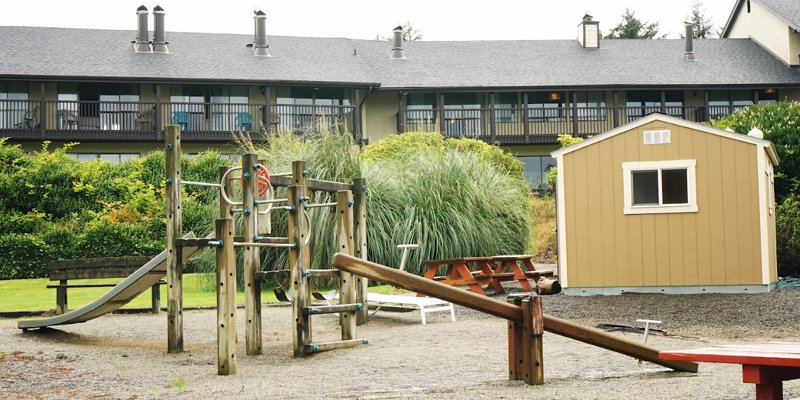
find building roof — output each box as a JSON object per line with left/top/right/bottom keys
{"left": 0, "top": 25, "right": 799, "bottom": 89}
{"left": 550, "top": 113, "right": 780, "bottom": 166}
{"left": 722, "top": 0, "right": 800, "bottom": 37}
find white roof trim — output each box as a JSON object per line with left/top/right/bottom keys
{"left": 550, "top": 113, "right": 779, "bottom": 165}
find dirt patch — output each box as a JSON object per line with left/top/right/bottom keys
{"left": 2, "top": 287, "right": 799, "bottom": 399}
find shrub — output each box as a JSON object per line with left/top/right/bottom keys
{"left": 776, "top": 194, "right": 800, "bottom": 277}
{"left": 712, "top": 102, "right": 800, "bottom": 201}
{"left": 39, "top": 223, "right": 80, "bottom": 261}
{"left": 0, "top": 211, "right": 47, "bottom": 235}
{"left": 75, "top": 220, "right": 162, "bottom": 258}
{"left": 0, "top": 234, "right": 50, "bottom": 279}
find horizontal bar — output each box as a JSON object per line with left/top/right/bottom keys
{"left": 307, "top": 269, "right": 340, "bottom": 278}
{"left": 233, "top": 241, "right": 295, "bottom": 248}
{"left": 255, "top": 198, "right": 287, "bottom": 205}
{"left": 270, "top": 175, "right": 354, "bottom": 193}
{"left": 304, "top": 202, "right": 337, "bottom": 209}
{"left": 305, "top": 338, "right": 368, "bottom": 354}
{"left": 303, "top": 303, "right": 363, "bottom": 315}
{"left": 181, "top": 180, "right": 221, "bottom": 188}
{"left": 175, "top": 238, "right": 220, "bottom": 247}
{"left": 254, "top": 270, "right": 289, "bottom": 280}
{"left": 252, "top": 236, "right": 290, "bottom": 244}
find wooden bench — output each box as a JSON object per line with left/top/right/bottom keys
{"left": 47, "top": 256, "right": 162, "bottom": 314}
{"left": 660, "top": 342, "right": 800, "bottom": 400}
{"left": 420, "top": 255, "right": 556, "bottom": 296}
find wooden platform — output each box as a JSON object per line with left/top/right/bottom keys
{"left": 660, "top": 342, "right": 800, "bottom": 400}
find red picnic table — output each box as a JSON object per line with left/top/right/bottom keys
{"left": 418, "top": 255, "right": 553, "bottom": 297}
{"left": 660, "top": 342, "right": 800, "bottom": 400}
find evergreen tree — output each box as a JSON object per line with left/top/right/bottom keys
{"left": 681, "top": 1, "right": 716, "bottom": 38}
{"left": 605, "top": 8, "right": 662, "bottom": 39}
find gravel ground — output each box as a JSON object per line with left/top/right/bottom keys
{"left": 2, "top": 286, "right": 799, "bottom": 400}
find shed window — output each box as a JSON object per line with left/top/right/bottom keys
{"left": 623, "top": 160, "right": 697, "bottom": 214}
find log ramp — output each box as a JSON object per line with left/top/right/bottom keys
{"left": 330, "top": 253, "right": 698, "bottom": 385}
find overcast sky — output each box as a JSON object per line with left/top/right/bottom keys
{"left": 0, "top": 0, "right": 737, "bottom": 40}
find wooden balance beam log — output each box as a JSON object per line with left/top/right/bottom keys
{"left": 330, "top": 253, "right": 698, "bottom": 385}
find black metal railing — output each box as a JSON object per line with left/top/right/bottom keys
{"left": 403, "top": 104, "right": 744, "bottom": 144}
{"left": 270, "top": 104, "right": 355, "bottom": 134}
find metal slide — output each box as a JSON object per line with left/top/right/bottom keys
{"left": 18, "top": 233, "right": 201, "bottom": 330}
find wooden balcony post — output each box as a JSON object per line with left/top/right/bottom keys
{"left": 398, "top": 92, "right": 407, "bottom": 133}
{"left": 155, "top": 84, "right": 162, "bottom": 141}
{"left": 522, "top": 92, "right": 530, "bottom": 143}
{"left": 438, "top": 93, "right": 445, "bottom": 135}
{"left": 703, "top": 90, "right": 710, "bottom": 121}
{"left": 489, "top": 93, "right": 497, "bottom": 142}
{"left": 39, "top": 83, "right": 46, "bottom": 138}
{"left": 571, "top": 91, "right": 579, "bottom": 136}
{"left": 612, "top": 90, "right": 619, "bottom": 128}
{"left": 353, "top": 89, "right": 363, "bottom": 142}
{"left": 660, "top": 90, "right": 667, "bottom": 114}
{"left": 263, "top": 86, "right": 271, "bottom": 133}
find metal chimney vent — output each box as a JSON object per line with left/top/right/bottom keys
{"left": 152, "top": 5, "right": 169, "bottom": 54}
{"left": 391, "top": 26, "right": 405, "bottom": 59}
{"left": 252, "top": 10, "right": 272, "bottom": 57}
{"left": 134, "top": 5, "right": 151, "bottom": 53}
{"left": 684, "top": 22, "right": 696, "bottom": 61}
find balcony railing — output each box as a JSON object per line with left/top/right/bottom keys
{"left": 404, "top": 105, "right": 745, "bottom": 144}
{"left": 0, "top": 99, "right": 356, "bottom": 142}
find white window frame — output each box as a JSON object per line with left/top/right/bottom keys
{"left": 622, "top": 159, "right": 697, "bottom": 215}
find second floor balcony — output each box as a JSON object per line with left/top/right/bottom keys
{"left": 0, "top": 100, "right": 356, "bottom": 143}
{"left": 400, "top": 104, "right": 749, "bottom": 144}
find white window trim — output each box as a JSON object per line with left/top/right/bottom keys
{"left": 622, "top": 159, "right": 698, "bottom": 215}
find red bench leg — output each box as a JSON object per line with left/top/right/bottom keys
{"left": 742, "top": 365, "right": 800, "bottom": 400}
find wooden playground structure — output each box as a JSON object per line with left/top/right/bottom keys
{"left": 163, "top": 126, "right": 369, "bottom": 374}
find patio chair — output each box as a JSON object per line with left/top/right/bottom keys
{"left": 172, "top": 111, "right": 190, "bottom": 130}
{"left": 236, "top": 112, "right": 254, "bottom": 131}
{"left": 57, "top": 109, "right": 78, "bottom": 129}
{"left": 14, "top": 104, "right": 38, "bottom": 129}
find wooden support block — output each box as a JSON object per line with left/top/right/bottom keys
{"left": 165, "top": 125, "right": 183, "bottom": 354}
{"left": 304, "top": 338, "right": 367, "bottom": 354}
{"left": 337, "top": 190, "right": 357, "bottom": 341}
{"left": 242, "top": 153, "right": 262, "bottom": 356}
{"left": 216, "top": 218, "right": 237, "bottom": 375}
{"left": 150, "top": 284, "right": 160, "bottom": 313}
{"left": 507, "top": 296, "right": 525, "bottom": 381}
{"left": 522, "top": 296, "right": 544, "bottom": 385}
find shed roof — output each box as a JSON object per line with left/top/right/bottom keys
{"left": 550, "top": 113, "right": 779, "bottom": 166}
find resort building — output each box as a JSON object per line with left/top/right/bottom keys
{"left": 1, "top": 3, "right": 799, "bottom": 188}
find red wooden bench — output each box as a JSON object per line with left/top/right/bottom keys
{"left": 419, "top": 255, "right": 554, "bottom": 296}
{"left": 660, "top": 342, "right": 800, "bottom": 400}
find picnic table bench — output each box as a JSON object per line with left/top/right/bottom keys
{"left": 660, "top": 342, "right": 800, "bottom": 400}
{"left": 419, "top": 255, "right": 555, "bottom": 296}
{"left": 47, "top": 256, "right": 162, "bottom": 314}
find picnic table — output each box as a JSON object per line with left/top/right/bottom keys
{"left": 660, "top": 342, "right": 800, "bottom": 400}
{"left": 419, "top": 255, "right": 554, "bottom": 296}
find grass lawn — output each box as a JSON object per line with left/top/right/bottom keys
{"left": 0, "top": 274, "right": 281, "bottom": 313}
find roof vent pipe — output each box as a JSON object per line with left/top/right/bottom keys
{"left": 134, "top": 5, "right": 151, "bottom": 53}
{"left": 391, "top": 26, "right": 405, "bottom": 59}
{"left": 684, "top": 22, "right": 695, "bottom": 61}
{"left": 152, "top": 5, "right": 169, "bottom": 54}
{"left": 253, "top": 10, "right": 272, "bottom": 57}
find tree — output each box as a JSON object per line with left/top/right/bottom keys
{"left": 681, "top": 1, "right": 716, "bottom": 38}
{"left": 376, "top": 21, "right": 423, "bottom": 41}
{"left": 711, "top": 102, "right": 800, "bottom": 202}
{"left": 604, "top": 8, "right": 662, "bottom": 39}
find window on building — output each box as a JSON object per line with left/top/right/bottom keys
{"left": 0, "top": 81, "right": 29, "bottom": 129}
{"left": 622, "top": 159, "right": 697, "bottom": 214}
{"left": 518, "top": 155, "right": 557, "bottom": 189}
{"left": 276, "top": 87, "right": 351, "bottom": 132}
{"left": 443, "top": 93, "right": 484, "bottom": 137}
{"left": 526, "top": 91, "right": 566, "bottom": 121}
{"left": 709, "top": 90, "right": 753, "bottom": 119}
{"left": 68, "top": 153, "right": 140, "bottom": 163}
{"left": 626, "top": 90, "right": 684, "bottom": 120}
{"left": 494, "top": 92, "right": 518, "bottom": 123}
{"left": 575, "top": 91, "right": 606, "bottom": 121}
{"left": 406, "top": 92, "right": 437, "bottom": 129}
{"left": 99, "top": 84, "right": 140, "bottom": 131}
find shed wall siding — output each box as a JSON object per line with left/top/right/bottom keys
{"left": 562, "top": 121, "right": 762, "bottom": 288}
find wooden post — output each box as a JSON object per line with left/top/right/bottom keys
{"left": 336, "top": 190, "right": 356, "bottom": 340}
{"left": 56, "top": 280, "right": 67, "bottom": 314}
{"left": 522, "top": 92, "right": 530, "bottom": 143}
{"left": 522, "top": 296, "right": 544, "bottom": 385}
{"left": 165, "top": 125, "right": 183, "bottom": 353}
{"left": 242, "top": 153, "right": 262, "bottom": 355}
{"left": 507, "top": 296, "right": 525, "bottom": 380}
{"left": 150, "top": 284, "right": 160, "bottom": 313}
{"left": 352, "top": 177, "right": 369, "bottom": 325}
{"left": 215, "top": 218, "right": 236, "bottom": 375}
{"left": 288, "top": 184, "right": 311, "bottom": 357}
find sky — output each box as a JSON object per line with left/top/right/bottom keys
{"left": 0, "top": 0, "right": 738, "bottom": 41}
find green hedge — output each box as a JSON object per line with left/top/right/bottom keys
{"left": 776, "top": 194, "right": 800, "bottom": 277}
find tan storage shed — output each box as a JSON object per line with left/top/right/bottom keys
{"left": 551, "top": 114, "right": 779, "bottom": 295}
